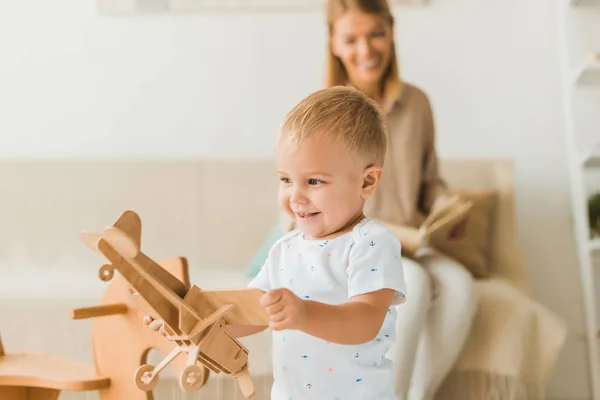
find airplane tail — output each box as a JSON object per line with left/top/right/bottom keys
{"left": 113, "top": 210, "right": 142, "bottom": 250}
{"left": 79, "top": 210, "right": 141, "bottom": 254}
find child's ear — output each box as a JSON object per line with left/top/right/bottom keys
{"left": 361, "top": 165, "right": 383, "bottom": 199}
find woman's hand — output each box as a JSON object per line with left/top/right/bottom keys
{"left": 260, "top": 288, "right": 307, "bottom": 331}
{"left": 448, "top": 217, "right": 468, "bottom": 240}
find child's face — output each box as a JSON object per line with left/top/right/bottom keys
{"left": 276, "top": 136, "right": 371, "bottom": 240}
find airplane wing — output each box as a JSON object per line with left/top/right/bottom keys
{"left": 81, "top": 232, "right": 102, "bottom": 252}
{"left": 183, "top": 287, "right": 269, "bottom": 327}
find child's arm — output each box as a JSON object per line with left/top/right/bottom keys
{"left": 260, "top": 288, "right": 395, "bottom": 345}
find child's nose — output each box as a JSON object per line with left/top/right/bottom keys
{"left": 290, "top": 187, "right": 308, "bottom": 204}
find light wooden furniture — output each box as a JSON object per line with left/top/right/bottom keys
{"left": 0, "top": 335, "right": 109, "bottom": 400}
{"left": 71, "top": 256, "right": 199, "bottom": 400}
{"left": 80, "top": 210, "right": 269, "bottom": 398}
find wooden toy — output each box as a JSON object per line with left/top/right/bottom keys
{"left": 71, "top": 257, "right": 199, "bottom": 400}
{"left": 0, "top": 334, "right": 110, "bottom": 400}
{"left": 80, "top": 210, "right": 269, "bottom": 398}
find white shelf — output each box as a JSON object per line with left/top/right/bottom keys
{"left": 575, "top": 53, "right": 600, "bottom": 86}
{"left": 560, "top": 0, "right": 600, "bottom": 396}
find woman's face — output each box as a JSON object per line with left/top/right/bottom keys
{"left": 331, "top": 10, "right": 393, "bottom": 92}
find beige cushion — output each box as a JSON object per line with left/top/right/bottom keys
{"left": 433, "top": 189, "right": 498, "bottom": 278}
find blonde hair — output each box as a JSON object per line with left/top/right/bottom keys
{"left": 279, "top": 86, "right": 387, "bottom": 166}
{"left": 325, "top": 0, "right": 402, "bottom": 105}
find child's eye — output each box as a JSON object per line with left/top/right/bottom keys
{"left": 308, "top": 179, "right": 324, "bottom": 185}
{"left": 280, "top": 177, "right": 291, "bottom": 184}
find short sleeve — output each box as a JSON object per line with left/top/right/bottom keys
{"left": 347, "top": 227, "right": 407, "bottom": 305}
{"left": 247, "top": 254, "right": 272, "bottom": 293}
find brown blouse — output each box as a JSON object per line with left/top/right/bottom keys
{"left": 363, "top": 82, "right": 449, "bottom": 228}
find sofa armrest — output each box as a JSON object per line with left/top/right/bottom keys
{"left": 487, "top": 162, "right": 529, "bottom": 293}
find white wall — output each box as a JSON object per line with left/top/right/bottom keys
{"left": 0, "top": 0, "right": 596, "bottom": 398}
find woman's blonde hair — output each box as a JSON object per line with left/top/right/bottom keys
{"left": 325, "top": 0, "right": 402, "bottom": 105}
{"left": 279, "top": 86, "right": 387, "bottom": 166}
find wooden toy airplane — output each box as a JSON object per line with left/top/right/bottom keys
{"left": 80, "top": 210, "right": 269, "bottom": 398}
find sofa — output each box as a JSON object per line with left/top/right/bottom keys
{"left": 0, "top": 159, "right": 566, "bottom": 399}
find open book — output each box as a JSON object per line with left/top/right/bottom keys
{"left": 418, "top": 194, "right": 473, "bottom": 246}
{"left": 381, "top": 194, "right": 472, "bottom": 257}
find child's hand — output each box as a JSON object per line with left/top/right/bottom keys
{"left": 260, "top": 288, "right": 307, "bottom": 331}
{"left": 143, "top": 316, "right": 167, "bottom": 337}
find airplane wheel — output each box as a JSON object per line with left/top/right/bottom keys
{"left": 98, "top": 264, "right": 114, "bottom": 282}
{"left": 180, "top": 364, "right": 207, "bottom": 392}
{"left": 135, "top": 364, "right": 158, "bottom": 391}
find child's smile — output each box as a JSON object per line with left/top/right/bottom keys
{"left": 294, "top": 211, "right": 321, "bottom": 220}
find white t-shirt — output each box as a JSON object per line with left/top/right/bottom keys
{"left": 248, "top": 218, "right": 406, "bottom": 400}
